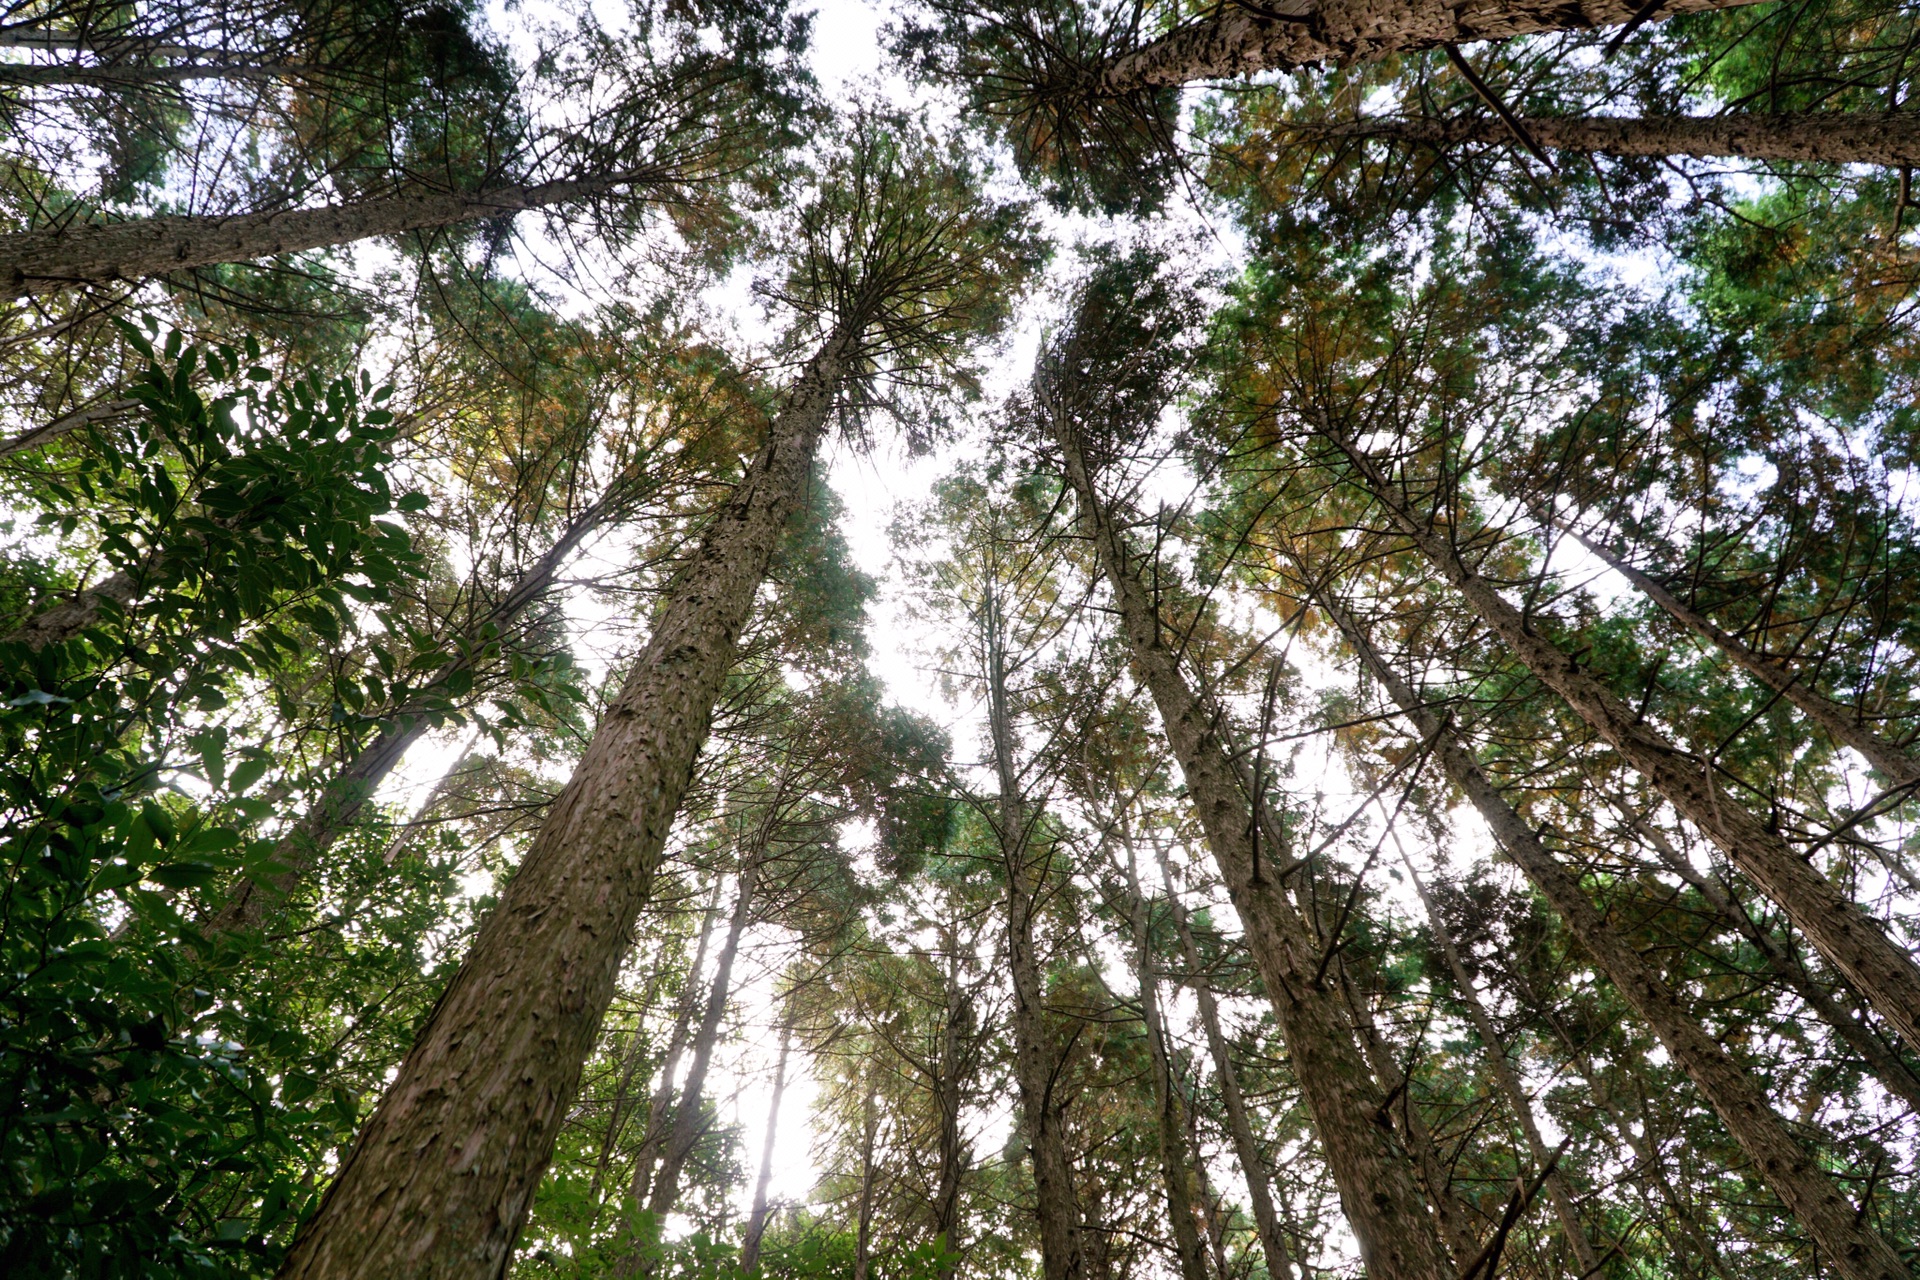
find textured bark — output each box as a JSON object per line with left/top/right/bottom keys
{"left": 213, "top": 488, "right": 623, "bottom": 933}
{"left": 1401, "top": 857, "right": 1603, "bottom": 1276}
{"left": 273, "top": 334, "right": 847, "bottom": 1280}
{"left": 984, "top": 578, "right": 1087, "bottom": 1280}
{"left": 1309, "top": 110, "right": 1920, "bottom": 167}
{"left": 1566, "top": 528, "right": 1920, "bottom": 787}
{"left": 1118, "top": 840, "right": 1209, "bottom": 1280}
{"left": 1323, "top": 592, "right": 1910, "bottom": 1280}
{"left": 932, "top": 937, "right": 968, "bottom": 1276}
{"left": 1095, "top": 0, "right": 1764, "bottom": 92}
{"left": 641, "top": 863, "right": 755, "bottom": 1228}
{"left": 1052, "top": 421, "right": 1454, "bottom": 1280}
{"left": 1614, "top": 803, "right": 1920, "bottom": 1115}
{"left": 853, "top": 1081, "right": 879, "bottom": 1280}
{"left": 0, "top": 173, "right": 658, "bottom": 297}
{"left": 1328, "top": 432, "right": 1920, "bottom": 1054}
{"left": 1150, "top": 838, "right": 1298, "bottom": 1280}
{"left": 3, "top": 564, "right": 140, "bottom": 648}
{"left": 738, "top": 1013, "right": 793, "bottom": 1273}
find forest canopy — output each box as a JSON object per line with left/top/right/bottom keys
{"left": 3, "top": 1, "right": 1920, "bottom": 1278}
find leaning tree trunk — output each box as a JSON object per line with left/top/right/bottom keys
{"left": 1321, "top": 588, "right": 1910, "bottom": 1280}
{"left": 1399, "top": 853, "right": 1603, "bottom": 1276}
{"left": 1302, "top": 111, "right": 1920, "bottom": 168}
{"left": 0, "top": 171, "right": 657, "bottom": 297}
{"left": 1564, "top": 526, "right": 1920, "bottom": 787}
{"left": 0, "top": 61, "right": 296, "bottom": 87}
{"left": 1325, "top": 427, "right": 1920, "bottom": 1055}
{"left": 1052, "top": 419, "right": 1455, "bottom": 1280}
{"left": 212, "top": 486, "right": 624, "bottom": 933}
{"left": 739, "top": 1011, "right": 793, "bottom": 1274}
{"left": 983, "top": 578, "right": 1088, "bottom": 1280}
{"left": 640, "top": 860, "right": 757, "bottom": 1230}
{"left": 1118, "top": 838, "right": 1209, "bottom": 1280}
{"left": 1150, "top": 836, "right": 1298, "bottom": 1280}
{"left": 1094, "top": 0, "right": 1764, "bottom": 91}
{"left": 272, "top": 331, "right": 850, "bottom": 1280}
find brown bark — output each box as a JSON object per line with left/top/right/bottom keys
{"left": 3, "top": 564, "right": 140, "bottom": 648}
{"left": 0, "top": 395, "right": 139, "bottom": 457}
{"left": 1321, "top": 589, "right": 1910, "bottom": 1280}
{"left": 983, "top": 576, "right": 1087, "bottom": 1280}
{"left": 1565, "top": 527, "right": 1920, "bottom": 787}
{"left": 1398, "top": 849, "right": 1603, "bottom": 1275}
{"left": 1310, "top": 109, "right": 1920, "bottom": 168}
{"left": 0, "top": 172, "right": 664, "bottom": 298}
{"left": 1095, "top": 0, "right": 1764, "bottom": 92}
{"left": 1326, "top": 430, "right": 1920, "bottom": 1054}
{"left": 272, "top": 332, "right": 848, "bottom": 1280}
{"left": 1150, "top": 837, "right": 1299, "bottom": 1280}
{"left": 1118, "top": 836, "right": 1210, "bottom": 1280}
{"left": 213, "top": 486, "right": 623, "bottom": 933}
{"left": 932, "top": 934, "right": 968, "bottom": 1275}
{"left": 1052, "top": 418, "right": 1455, "bottom": 1280}
{"left": 739, "top": 1012, "right": 793, "bottom": 1273}
{"left": 853, "top": 1080, "right": 879, "bottom": 1280}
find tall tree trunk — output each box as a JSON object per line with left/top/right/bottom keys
{"left": 1149, "top": 836, "right": 1298, "bottom": 1280}
{"left": 0, "top": 395, "right": 138, "bottom": 458}
{"left": 1051, "top": 418, "right": 1455, "bottom": 1280}
{"left": 592, "top": 878, "right": 724, "bottom": 1219}
{"left": 1301, "top": 110, "right": 1920, "bottom": 168}
{"left": 739, "top": 1012, "right": 793, "bottom": 1273}
{"left": 1118, "top": 836, "right": 1210, "bottom": 1280}
{"left": 1610, "top": 800, "right": 1920, "bottom": 1115}
{"left": 932, "top": 936, "right": 968, "bottom": 1277}
{"left": 1319, "top": 587, "right": 1910, "bottom": 1280}
{"left": 272, "top": 331, "right": 850, "bottom": 1280}
{"left": 0, "top": 60, "right": 297, "bottom": 87}
{"left": 982, "top": 576, "right": 1087, "bottom": 1280}
{"left": 1564, "top": 525, "right": 1920, "bottom": 787}
{"left": 0, "top": 171, "right": 662, "bottom": 297}
{"left": 1094, "top": 0, "right": 1763, "bottom": 92}
{"left": 1397, "top": 847, "right": 1603, "bottom": 1275}
{"left": 853, "top": 1080, "right": 879, "bottom": 1280}
{"left": 641, "top": 861, "right": 757, "bottom": 1229}
{"left": 212, "top": 485, "right": 624, "bottom": 933}
{"left": 1325, "top": 429, "right": 1920, "bottom": 1053}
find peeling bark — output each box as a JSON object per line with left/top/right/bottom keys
{"left": 273, "top": 333, "right": 849, "bottom": 1280}
{"left": 1096, "top": 0, "right": 1765, "bottom": 92}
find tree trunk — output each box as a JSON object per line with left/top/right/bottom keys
{"left": 0, "top": 172, "right": 659, "bottom": 298}
{"left": 3, "top": 563, "right": 141, "bottom": 648}
{"left": 1326, "top": 429, "right": 1920, "bottom": 1054}
{"left": 0, "top": 395, "right": 139, "bottom": 458}
{"left": 1118, "top": 836, "right": 1210, "bottom": 1280}
{"left": 272, "top": 332, "right": 849, "bottom": 1280}
{"left": 1150, "top": 836, "right": 1299, "bottom": 1280}
{"left": 932, "top": 938, "right": 967, "bottom": 1276}
{"left": 1095, "top": 0, "right": 1764, "bottom": 92}
{"left": 591, "top": 878, "right": 724, "bottom": 1218}
{"left": 212, "top": 485, "right": 623, "bottom": 932}
{"left": 1564, "top": 525, "right": 1920, "bottom": 787}
{"left": 853, "top": 1080, "right": 879, "bottom": 1280}
{"left": 1321, "top": 587, "right": 1910, "bottom": 1280}
{"left": 1397, "top": 848, "right": 1603, "bottom": 1276}
{"left": 0, "top": 60, "right": 297, "bottom": 87}
{"left": 1051, "top": 418, "right": 1455, "bottom": 1280}
{"left": 642, "top": 861, "right": 756, "bottom": 1228}
{"left": 983, "top": 576, "right": 1087, "bottom": 1280}
{"left": 1305, "top": 110, "right": 1920, "bottom": 167}
{"left": 1611, "top": 800, "right": 1920, "bottom": 1115}
{"left": 739, "top": 1012, "right": 793, "bottom": 1273}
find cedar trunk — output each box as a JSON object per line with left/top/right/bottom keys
{"left": 272, "top": 334, "right": 848, "bottom": 1280}
{"left": 739, "top": 1014, "right": 793, "bottom": 1273}
{"left": 0, "top": 173, "right": 658, "bottom": 297}
{"left": 1329, "top": 432, "right": 1920, "bottom": 1053}
{"left": 1052, "top": 421, "right": 1454, "bottom": 1280}
{"left": 1097, "top": 0, "right": 1764, "bottom": 91}
{"left": 1314, "top": 111, "right": 1920, "bottom": 168}
{"left": 1324, "top": 591, "right": 1910, "bottom": 1280}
